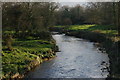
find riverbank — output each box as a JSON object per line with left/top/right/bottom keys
{"left": 50, "top": 25, "right": 120, "bottom": 78}
{"left": 2, "top": 32, "right": 58, "bottom": 79}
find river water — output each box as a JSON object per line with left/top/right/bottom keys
{"left": 26, "top": 33, "right": 109, "bottom": 78}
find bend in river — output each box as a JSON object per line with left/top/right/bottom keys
{"left": 26, "top": 33, "right": 109, "bottom": 78}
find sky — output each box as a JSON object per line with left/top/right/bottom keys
{"left": 56, "top": 0, "right": 119, "bottom": 7}
{"left": 2, "top": 0, "right": 119, "bottom": 7}
{"left": 2, "top": 0, "right": 120, "bottom": 2}
{"left": 57, "top": 0, "right": 119, "bottom": 2}
{"left": 59, "top": 2, "right": 87, "bottom": 7}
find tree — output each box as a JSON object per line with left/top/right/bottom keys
{"left": 70, "top": 5, "right": 84, "bottom": 24}
{"left": 2, "top": 2, "right": 58, "bottom": 36}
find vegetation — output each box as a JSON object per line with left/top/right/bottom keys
{"left": 55, "top": 2, "right": 119, "bottom": 28}
{"left": 53, "top": 24, "right": 119, "bottom": 39}
{"left": 2, "top": 33, "right": 57, "bottom": 78}
{"left": 53, "top": 4, "right": 120, "bottom": 77}
{"left": 1, "top": 1, "right": 120, "bottom": 79}
{"left": 52, "top": 3, "right": 120, "bottom": 77}
{"left": 1, "top": 2, "right": 58, "bottom": 79}
{"left": 68, "top": 25, "right": 119, "bottom": 41}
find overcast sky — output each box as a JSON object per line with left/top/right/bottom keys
{"left": 2, "top": 0, "right": 119, "bottom": 2}
{"left": 57, "top": 0, "right": 119, "bottom": 2}
{"left": 59, "top": 2, "right": 87, "bottom": 7}
{"left": 57, "top": 0, "right": 119, "bottom": 7}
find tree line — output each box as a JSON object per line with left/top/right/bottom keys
{"left": 2, "top": 2, "right": 58, "bottom": 38}
{"left": 55, "top": 2, "right": 120, "bottom": 31}
{"left": 2, "top": 2, "right": 120, "bottom": 36}
{"left": 2, "top": 2, "right": 58, "bottom": 50}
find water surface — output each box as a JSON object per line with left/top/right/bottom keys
{"left": 26, "top": 34, "right": 109, "bottom": 78}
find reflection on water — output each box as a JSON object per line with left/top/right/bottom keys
{"left": 26, "top": 34, "right": 109, "bottom": 78}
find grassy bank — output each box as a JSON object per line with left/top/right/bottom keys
{"left": 50, "top": 25, "right": 120, "bottom": 78}
{"left": 2, "top": 31, "right": 58, "bottom": 79}
{"left": 51, "top": 25, "right": 119, "bottom": 41}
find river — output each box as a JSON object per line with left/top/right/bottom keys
{"left": 26, "top": 33, "right": 109, "bottom": 78}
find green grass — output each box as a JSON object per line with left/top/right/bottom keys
{"left": 2, "top": 38, "right": 56, "bottom": 78}
{"left": 92, "top": 30, "right": 118, "bottom": 35}
{"left": 68, "top": 25, "right": 95, "bottom": 30}
{"left": 2, "top": 49, "right": 38, "bottom": 78}
{"left": 13, "top": 40, "right": 53, "bottom": 48}
{"left": 3, "top": 31, "right": 16, "bottom": 34}
{"left": 13, "top": 40, "right": 55, "bottom": 54}
{"left": 55, "top": 24, "right": 119, "bottom": 41}
{"left": 68, "top": 25, "right": 118, "bottom": 35}
{"left": 53, "top": 25, "right": 64, "bottom": 28}
{"left": 55, "top": 24, "right": 118, "bottom": 35}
